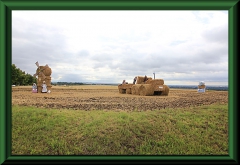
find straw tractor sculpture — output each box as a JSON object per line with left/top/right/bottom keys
{"left": 118, "top": 76, "right": 169, "bottom": 96}
{"left": 33, "top": 61, "right": 52, "bottom": 93}
{"left": 197, "top": 81, "right": 206, "bottom": 93}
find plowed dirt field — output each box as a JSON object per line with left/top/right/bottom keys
{"left": 12, "top": 85, "right": 228, "bottom": 111}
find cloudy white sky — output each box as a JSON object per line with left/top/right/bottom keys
{"left": 12, "top": 10, "right": 228, "bottom": 85}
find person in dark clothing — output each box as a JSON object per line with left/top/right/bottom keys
{"left": 133, "top": 77, "right": 137, "bottom": 84}
{"left": 143, "top": 75, "right": 148, "bottom": 83}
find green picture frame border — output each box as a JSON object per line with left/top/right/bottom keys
{"left": 0, "top": 0, "right": 238, "bottom": 164}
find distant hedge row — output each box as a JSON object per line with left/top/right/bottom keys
{"left": 12, "top": 64, "right": 37, "bottom": 86}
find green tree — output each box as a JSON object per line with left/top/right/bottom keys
{"left": 12, "top": 64, "right": 36, "bottom": 85}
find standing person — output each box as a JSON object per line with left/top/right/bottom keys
{"left": 143, "top": 75, "right": 148, "bottom": 83}
{"left": 133, "top": 76, "right": 137, "bottom": 84}
{"left": 32, "top": 83, "right": 37, "bottom": 93}
{"left": 42, "top": 81, "right": 48, "bottom": 93}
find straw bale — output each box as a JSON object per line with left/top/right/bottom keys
{"left": 122, "top": 84, "right": 134, "bottom": 88}
{"left": 161, "top": 85, "right": 170, "bottom": 96}
{"left": 147, "top": 79, "right": 164, "bottom": 85}
{"left": 126, "top": 88, "right": 131, "bottom": 94}
{"left": 118, "top": 84, "right": 134, "bottom": 94}
{"left": 131, "top": 84, "right": 142, "bottom": 95}
{"left": 120, "top": 89, "right": 126, "bottom": 94}
{"left": 198, "top": 85, "right": 206, "bottom": 89}
{"left": 45, "top": 80, "right": 51, "bottom": 85}
{"left": 118, "top": 88, "right": 124, "bottom": 93}
{"left": 145, "top": 78, "right": 153, "bottom": 84}
{"left": 136, "top": 76, "right": 152, "bottom": 84}
{"left": 37, "top": 86, "right": 42, "bottom": 93}
{"left": 45, "top": 76, "right": 51, "bottom": 80}
{"left": 139, "top": 84, "right": 154, "bottom": 96}
{"left": 38, "top": 66, "right": 52, "bottom": 76}
{"left": 118, "top": 85, "right": 124, "bottom": 93}
{"left": 153, "top": 85, "right": 164, "bottom": 91}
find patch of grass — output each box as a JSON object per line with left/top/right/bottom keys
{"left": 12, "top": 103, "right": 228, "bottom": 155}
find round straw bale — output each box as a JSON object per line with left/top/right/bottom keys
{"left": 131, "top": 84, "right": 142, "bottom": 95}
{"left": 137, "top": 76, "right": 153, "bottom": 84}
{"left": 145, "top": 78, "right": 153, "bottom": 84}
{"left": 139, "top": 84, "right": 154, "bottom": 96}
{"left": 126, "top": 88, "right": 131, "bottom": 94}
{"left": 161, "top": 85, "right": 170, "bottom": 96}
{"left": 136, "top": 76, "right": 144, "bottom": 84}
{"left": 118, "top": 85, "right": 124, "bottom": 93}
{"left": 42, "top": 66, "right": 52, "bottom": 76}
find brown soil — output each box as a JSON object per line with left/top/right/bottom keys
{"left": 12, "top": 85, "right": 228, "bottom": 111}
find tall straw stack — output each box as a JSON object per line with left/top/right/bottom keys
{"left": 139, "top": 84, "right": 154, "bottom": 96}
{"left": 131, "top": 84, "right": 142, "bottom": 95}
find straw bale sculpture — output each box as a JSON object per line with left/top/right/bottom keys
{"left": 33, "top": 61, "right": 52, "bottom": 93}
{"left": 118, "top": 76, "right": 169, "bottom": 96}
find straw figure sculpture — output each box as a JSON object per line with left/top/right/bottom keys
{"left": 33, "top": 61, "right": 52, "bottom": 93}
{"left": 197, "top": 81, "right": 206, "bottom": 93}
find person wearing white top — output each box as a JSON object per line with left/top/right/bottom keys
{"left": 42, "top": 81, "right": 48, "bottom": 93}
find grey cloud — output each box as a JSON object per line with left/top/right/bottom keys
{"left": 192, "top": 11, "right": 212, "bottom": 24}
{"left": 76, "top": 50, "right": 90, "bottom": 57}
{"left": 202, "top": 24, "right": 228, "bottom": 44}
{"left": 170, "top": 40, "right": 187, "bottom": 46}
{"left": 172, "top": 72, "right": 227, "bottom": 82}
{"left": 52, "top": 72, "right": 86, "bottom": 82}
{"left": 12, "top": 18, "right": 71, "bottom": 75}
{"left": 12, "top": 11, "right": 228, "bottom": 85}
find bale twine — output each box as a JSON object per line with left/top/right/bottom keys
{"left": 131, "top": 84, "right": 142, "bottom": 95}
{"left": 161, "top": 85, "right": 170, "bottom": 96}
{"left": 139, "top": 84, "right": 154, "bottom": 96}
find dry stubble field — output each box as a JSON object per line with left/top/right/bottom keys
{"left": 12, "top": 85, "right": 228, "bottom": 111}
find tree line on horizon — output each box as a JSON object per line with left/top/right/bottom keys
{"left": 12, "top": 64, "right": 37, "bottom": 86}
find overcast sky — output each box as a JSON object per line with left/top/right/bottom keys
{"left": 12, "top": 10, "right": 228, "bottom": 85}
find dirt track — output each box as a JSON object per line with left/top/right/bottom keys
{"left": 12, "top": 85, "right": 228, "bottom": 111}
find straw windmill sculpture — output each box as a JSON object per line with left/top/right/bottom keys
{"left": 33, "top": 61, "right": 52, "bottom": 93}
